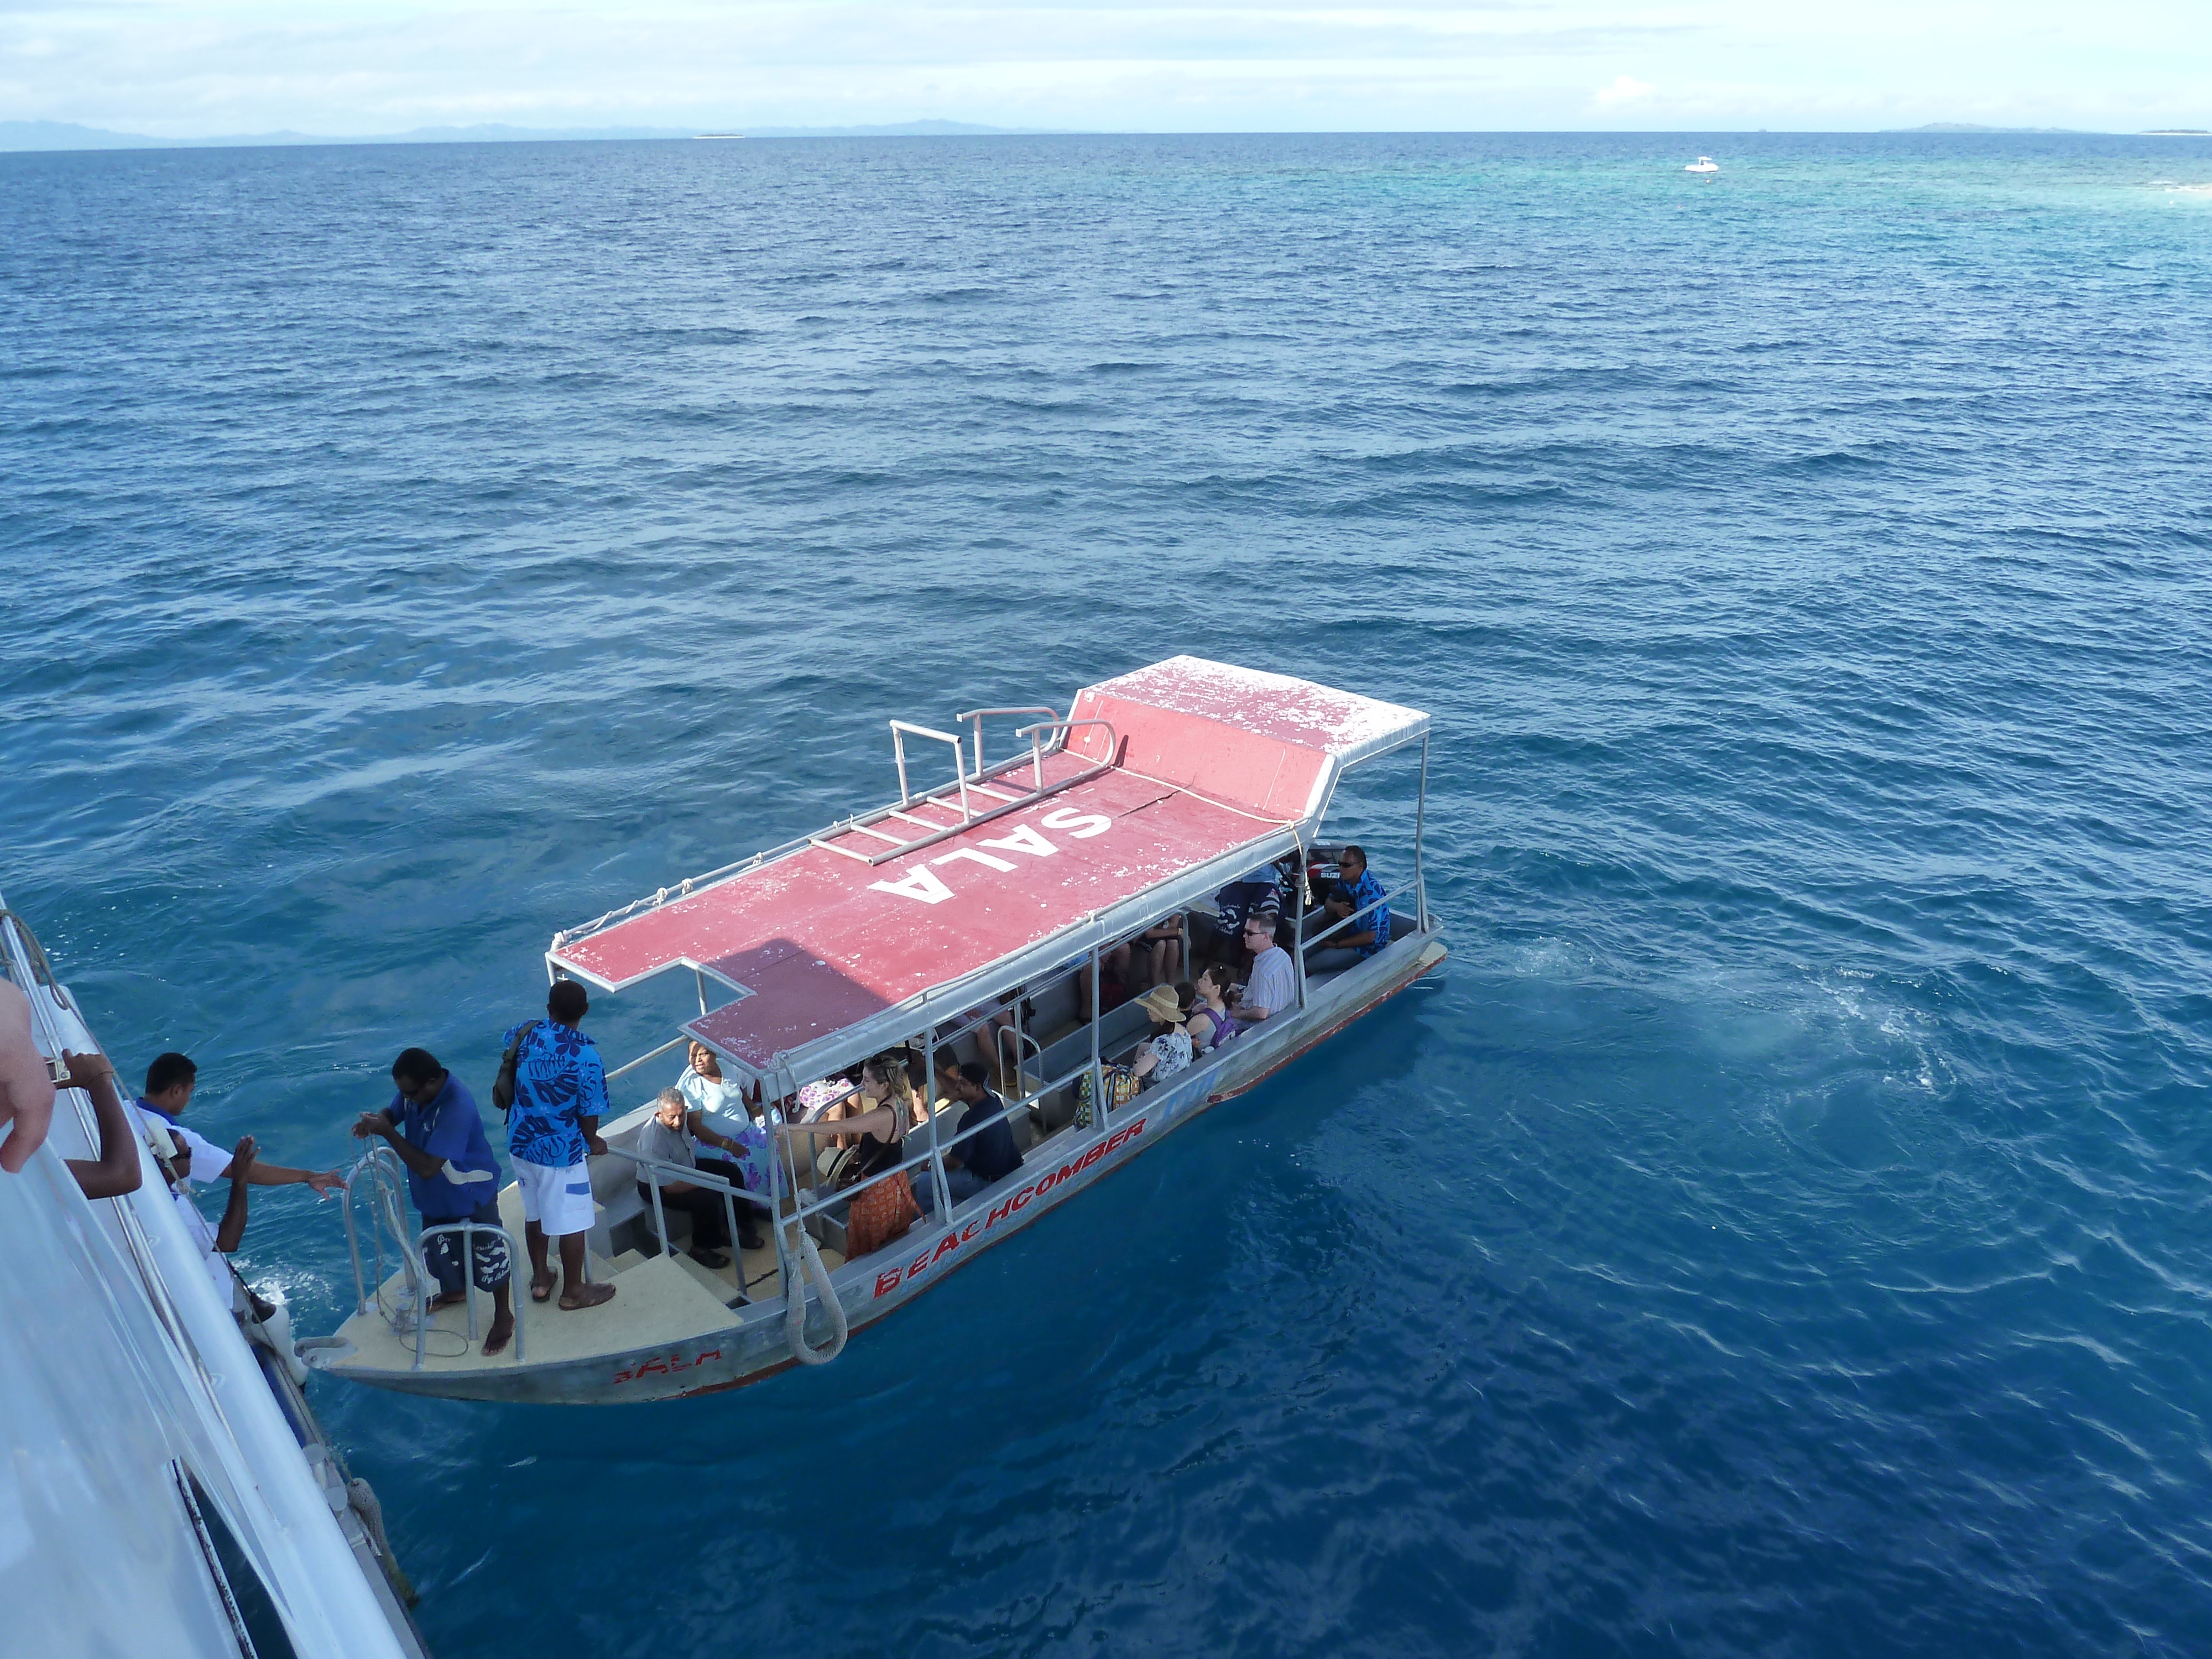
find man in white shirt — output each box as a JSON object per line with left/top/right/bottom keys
{"left": 133, "top": 1053, "right": 341, "bottom": 1298}
{"left": 1234, "top": 916, "right": 1298, "bottom": 1026}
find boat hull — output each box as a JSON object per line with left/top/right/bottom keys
{"left": 326, "top": 932, "right": 1446, "bottom": 1404}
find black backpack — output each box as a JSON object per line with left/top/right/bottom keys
{"left": 492, "top": 1020, "right": 540, "bottom": 1116}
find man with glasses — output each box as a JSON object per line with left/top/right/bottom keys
{"left": 1233, "top": 914, "right": 1298, "bottom": 1027}
{"left": 353, "top": 1046, "right": 514, "bottom": 1356}
{"left": 1303, "top": 844, "right": 1390, "bottom": 977}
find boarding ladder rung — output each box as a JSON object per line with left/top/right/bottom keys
{"left": 804, "top": 710, "right": 1121, "bottom": 868}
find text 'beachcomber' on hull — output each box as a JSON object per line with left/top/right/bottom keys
{"left": 309, "top": 657, "right": 1447, "bottom": 1403}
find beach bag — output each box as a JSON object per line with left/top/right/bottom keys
{"left": 1074, "top": 1063, "right": 1141, "bottom": 1130}
{"left": 845, "top": 1168, "right": 919, "bottom": 1258}
{"left": 492, "top": 1020, "right": 539, "bottom": 1117}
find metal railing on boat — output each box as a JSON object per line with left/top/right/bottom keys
{"left": 341, "top": 1146, "right": 526, "bottom": 1369}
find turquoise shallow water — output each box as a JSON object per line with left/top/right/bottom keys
{"left": 6, "top": 131, "right": 2212, "bottom": 1657}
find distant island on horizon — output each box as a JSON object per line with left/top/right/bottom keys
{"left": 8, "top": 117, "right": 2205, "bottom": 156}
{"left": 0, "top": 117, "right": 1073, "bottom": 153}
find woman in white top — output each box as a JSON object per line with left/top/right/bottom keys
{"left": 677, "top": 1040, "right": 760, "bottom": 1123}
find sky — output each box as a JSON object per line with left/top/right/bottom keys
{"left": 2, "top": 1, "right": 2208, "bottom": 138}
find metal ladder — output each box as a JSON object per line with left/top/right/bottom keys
{"left": 806, "top": 707, "right": 1120, "bottom": 867}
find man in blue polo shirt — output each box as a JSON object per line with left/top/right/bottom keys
{"left": 352, "top": 1046, "right": 514, "bottom": 1356}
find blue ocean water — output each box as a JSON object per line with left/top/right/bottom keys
{"left": 6, "top": 130, "right": 2212, "bottom": 1657}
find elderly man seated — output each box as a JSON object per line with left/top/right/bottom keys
{"left": 633, "top": 1086, "right": 768, "bottom": 1263}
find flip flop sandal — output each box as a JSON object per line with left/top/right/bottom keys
{"left": 559, "top": 1283, "right": 617, "bottom": 1311}
{"left": 530, "top": 1272, "right": 557, "bottom": 1303}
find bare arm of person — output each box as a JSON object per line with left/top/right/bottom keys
{"left": 685, "top": 1108, "right": 744, "bottom": 1156}
{"left": 215, "top": 1136, "right": 257, "bottom": 1253}
{"left": 581, "top": 1113, "right": 608, "bottom": 1157}
{"left": 0, "top": 979, "right": 55, "bottom": 1173}
{"left": 780, "top": 1105, "right": 900, "bottom": 1145}
{"left": 60, "top": 1050, "right": 143, "bottom": 1199}
{"left": 242, "top": 1155, "right": 345, "bottom": 1193}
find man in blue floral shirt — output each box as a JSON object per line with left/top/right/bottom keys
{"left": 1303, "top": 844, "right": 1392, "bottom": 977}
{"left": 505, "top": 979, "right": 616, "bottom": 1311}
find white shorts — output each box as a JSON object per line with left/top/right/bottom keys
{"left": 513, "top": 1158, "right": 596, "bottom": 1237}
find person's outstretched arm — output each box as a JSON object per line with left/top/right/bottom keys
{"left": 241, "top": 1155, "right": 344, "bottom": 1193}
{"left": 0, "top": 979, "right": 54, "bottom": 1174}
{"left": 61, "top": 1050, "right": 142, "bottom": 1199}
{"left": 215, "top": 1136, "right": 257, "bottom": 1253}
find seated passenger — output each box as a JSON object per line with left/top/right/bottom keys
{"left": 912, "top": 1060, "right": 1024, "bottom": 1214}
{"left": 1079, "top": 941, "right": 1137, "bottom": 1016}
{"left": 1135, "top": 920, "right": 1183, "bottom": 994}
{"left": 1184, "top": 966, "right": 1238, "bottom": 1052}
{"left": 778, "top": 1051, "right": 919, "bottom": 1257}
{"left": 1233, "top": 916, "right": 1297, "bottom": 1025}
{"left": 1303, "top": 844, "right": 1391, "bottom": 975}
{"left": 677, "top": 1041, "right": 763, "bottom": 1124}
{"left": 352, "top": 1047, "right": 514, "bottom": 1354}
{"left": 633, "top": 1086, "right": 766, "bottom": 1262}
{"left": 1208, "top": 865, "right": 1282, "bottom": 963}
{"left": 1132, "top": 985, "right": 1193, "bottom": 1086}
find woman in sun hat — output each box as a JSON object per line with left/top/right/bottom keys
{"left": 1133, "top": 983, "right": 1194, "bottom": 1087}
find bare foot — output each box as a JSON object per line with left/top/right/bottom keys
{"left": 427, "top": 1290, "right": 468, "bottom": 1311}
{"left": 530, "top": 1270, "right": 556, "bottom": 1303}
{"left": 482, "top": 1313, "right": 515, "bottom": 1356}
{"left": 559, "top": 1281, "right": 616, "bottom": 1311}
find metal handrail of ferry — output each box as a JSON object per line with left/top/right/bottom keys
{"left": 0, "top": 908, "right": 213, "bottom": 1382}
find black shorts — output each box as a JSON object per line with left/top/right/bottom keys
{"left": 422, "top": 1197, "right": 511, "bottom": 1294}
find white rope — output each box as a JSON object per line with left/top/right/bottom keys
{"left": 783, "top": 1225, "right": 848, "bottom": 1365}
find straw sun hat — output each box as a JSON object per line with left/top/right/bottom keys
{"left": 1136, "top": 984, "right": 1185, "bottom": 1026}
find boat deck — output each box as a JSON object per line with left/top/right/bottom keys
{"left": 324, "top": 1183, "right": 847, "bottom": 1380}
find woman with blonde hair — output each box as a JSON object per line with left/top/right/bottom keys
{"left": 778, "top": 1050, "right": 922, "bottom": 1258}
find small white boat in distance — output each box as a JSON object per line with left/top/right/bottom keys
{"left": 1686, "top": 155, "right": 1719, "bottom": 176}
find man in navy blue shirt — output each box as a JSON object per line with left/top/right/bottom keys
{"left": 914, "top": 1060, "right": 1023, "bottom": 1215}
{"left": 1303, "top": 844, "right": 1392, "bottom": 977}
{"left": 353, "top": 1047, "right": 514, "bottom": 1356}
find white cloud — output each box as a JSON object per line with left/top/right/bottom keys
{"left": 0, "top": 2, "right": 2208, "bottom": 135}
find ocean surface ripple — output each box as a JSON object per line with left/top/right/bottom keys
{"left": 5, "top": 131, "right": 2211, "bottom": 1658}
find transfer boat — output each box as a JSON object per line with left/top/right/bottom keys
{"left": 0, "top": 902, "right": 428, "bottom": 1658}
{"left": 307, "top": 657, "right": 1447, "bottom": 1404}
{"left": 1686, "top": 155, "right": 1719, "bottom": 176}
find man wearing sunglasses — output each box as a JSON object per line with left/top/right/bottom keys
{"left": 1233, "top": 914, "right": 1297, "bottom": 1027}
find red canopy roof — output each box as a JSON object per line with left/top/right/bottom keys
{"left": 546, "top": 658, "right": 1426, "bottom": 1077}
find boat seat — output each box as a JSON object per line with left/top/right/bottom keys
{"left": 1028, "top": 999, "right": 1157, "bottom": 1130}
